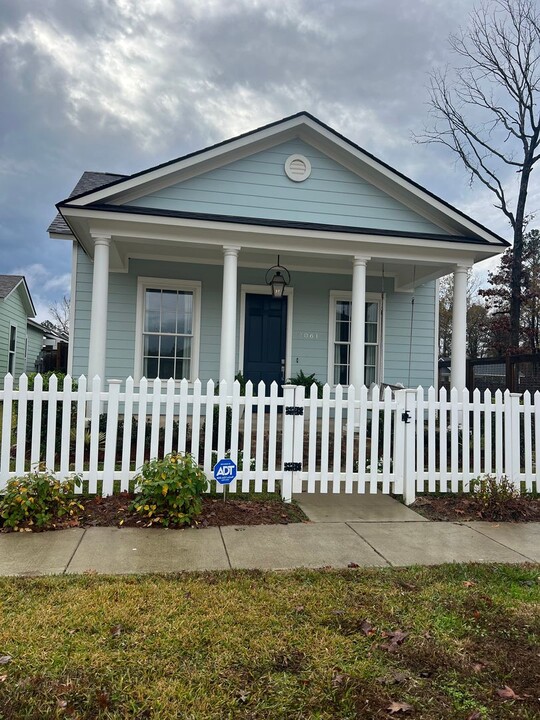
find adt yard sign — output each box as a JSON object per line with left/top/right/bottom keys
{"left": 214, "top": 458, "right": 237, "bottom": 485}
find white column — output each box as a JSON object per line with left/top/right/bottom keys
{"left": 219, "top": 245, "right": 240, "bottom": 387}
{"left": 88, "top": 234, "right": 111, "bottom": 381}
{"left": 451, "top": 264, "right": 468, "bottom": 391}
{"left": 350, "top": 255, "right": 370, "bottom": 389}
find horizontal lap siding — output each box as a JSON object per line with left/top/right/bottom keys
{"left": 26, "top": 326, "right": 44, "bottom": 372}
{"left": 72, "top": 252, "right": 436, "bottom": 387}
{"left": 71, "top": 250, "right": 93, "bottom": 377}
{"left": 384, "top": 282, "right": 436, "bottom": 387}
{"left": 72, "top": 254, "right": 222, "bottom": 381}
{"left": 0, "top": 289, "right": 30, "bottom": 381}
{"left": 125, "top": 139, "right": 448, "bottom": 236}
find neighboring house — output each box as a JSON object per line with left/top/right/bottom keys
{"left": 48, "top": 112, "right": 508, "bottom": 392}
{"left": 0, "top": 275, "right": 41, "bottom": 381}
{"left": 27, "top": 319, "right": 46, "bottom": 372}
{"left": 35, "top": 324, "right": 69, "bottom": 373}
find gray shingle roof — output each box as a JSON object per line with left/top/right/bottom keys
{"left": 0, "top": 275, "right": 24, "bottom": 299}
{"left": 47, "top": 171, "right": 127, "bottom": 235}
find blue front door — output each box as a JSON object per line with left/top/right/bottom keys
{"left": 244, "top": 293, "right": 287, "bottom": 387}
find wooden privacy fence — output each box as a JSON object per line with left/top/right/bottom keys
{"left": 0, "top": 374, "right": 539, "bottom": 503}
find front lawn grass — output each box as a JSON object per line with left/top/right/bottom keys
{"left": 0, "top": 564, "right": 538, "bottom": 719}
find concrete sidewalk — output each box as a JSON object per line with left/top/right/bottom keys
{"left": 0, "top": 520, "right": 538, "bottom": 576}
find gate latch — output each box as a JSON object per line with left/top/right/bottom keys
{"left": 284, "top": 462, "right": 302, "bottom": 472}
{"left": 401, "top": 411, "right": 411, "bottom": 424}
{"left": 285, "top": 406, "right": 304, "bottom": 416}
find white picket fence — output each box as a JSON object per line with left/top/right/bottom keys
{"left": 0, "top": 374, "right": 538, "bottom": 503}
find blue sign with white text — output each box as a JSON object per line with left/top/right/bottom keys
{"left": 213, "top": 458, "right": 237, "bottom": 485}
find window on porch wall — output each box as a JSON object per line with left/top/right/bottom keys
{"left": 332, "top": 298, "right": 380, "bottom": 386}
{"left": 143, "top": 288, "right": 193, "bottom": 380}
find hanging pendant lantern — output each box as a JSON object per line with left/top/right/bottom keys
{"left": 265, "top": 255, "right": 290, "bottom": 298}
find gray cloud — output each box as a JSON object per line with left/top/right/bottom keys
{"left": 0, "top": 0, "right": 529, "bottom": 321}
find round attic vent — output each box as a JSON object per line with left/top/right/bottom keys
{"left": 285, "top": 154, "right": 311, "bottom": 182}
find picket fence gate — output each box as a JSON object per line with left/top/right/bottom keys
{"left": 0, "top": 374, "right": 539, "bottom": 503}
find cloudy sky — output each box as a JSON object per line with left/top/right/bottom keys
{"left": 1, "top": 0, "right": 534, "bottom": 322}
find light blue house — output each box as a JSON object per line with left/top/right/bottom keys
{"left": 48, "top": 113, "right": 507, "bottom": 391}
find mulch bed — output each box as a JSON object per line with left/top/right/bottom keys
{"left": 411, "top": 494, "right": 540, "bottom": 522}
{"left": 77, "top": 492, "right": 307, "bottom": 529}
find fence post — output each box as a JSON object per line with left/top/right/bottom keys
{"left": 507, "top": 391, "right": 522, "bottom": 484}
{"left": 102, "top": 379, "right": 121, "bottom": 496}
{"left": 293, "top": 385, "right": 305, "bottom": 495}
{"left": 0, "top": 374, "right": 14, "bottom": 489}
{"left": 281, "top": 384, "right": 297, "bottom": 503}
{"left": 403, "top": 389, "right": 417, "bottom": 505}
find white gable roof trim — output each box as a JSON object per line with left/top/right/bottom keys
{"left": 56, "top": 111, "right": 509, "bottom": 248}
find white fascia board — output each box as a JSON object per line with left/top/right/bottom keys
{"left": 4, "top": 278, "right": 36, "bottom": 318}
{"left": 62, "top": 206, "right": 504, "bottom": 267}
{"left": 295, "top": 118, "right": 506, "bottom": 246}
{"left": 49, "top": 232, "right": 75, "bottom": 240}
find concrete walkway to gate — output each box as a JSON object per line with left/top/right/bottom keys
{"left": 0, "top": 493, "right": 538, "bottom": 575}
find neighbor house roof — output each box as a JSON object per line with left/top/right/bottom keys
{"left": 0, "top": 275, "right": 36, "bottom": 316}
{"left": 48, "top": 171, "right": 127, "bottom": 235}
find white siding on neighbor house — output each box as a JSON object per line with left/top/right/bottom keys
{"left": 125, "top": 139, "right": 449, "bottom": 236}
{"left": 72, "top": 251, "right": 436, "bottom": 387}
{"left": 0, "top": 286, "right": 30, "bottom": 381}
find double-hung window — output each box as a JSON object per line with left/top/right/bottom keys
{"left": 329, "top": 293, "right": 381, "bottom": 386}
{"left": 8, "top": 325, "right": 16, "bottom": 375}
{"left": 136, "top": 278, "right": 201, "bottom": 381}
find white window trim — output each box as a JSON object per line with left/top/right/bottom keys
{"left": 134, "top": 277, "right": 201, "bottom": 383}
{"left": 327, "top": 291, "right": 384, "bottom": 386}
{"left": 238, "top": 284, "right": 294, "bottom": 382}
{"left": 8, "top": 323, "right": 17, "bottom": 375}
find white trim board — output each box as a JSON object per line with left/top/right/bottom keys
{"left": 327, "top": 291, "right": 384, "bottom": 387}
{"left": 134, "top": 277, "right": 202, "bottom": 383}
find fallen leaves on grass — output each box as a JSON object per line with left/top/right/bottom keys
{"left": 0, "top": 655, "right": 12, "bottom": 665}
{"left": 466, "top": 712, "right": 482, "bottom": 720}
{"left": 377, "top": 672, "right": 408, "bottom": 686}
{"left": 110, "top": 624, "right": 122, "bottom": 638}
{"left": 471, "top": 661, "right": 486, "bottom": 673}
{"left": 359, "top": 619, "right": 375, "bottom": 636}
{"left": 96, "top": 690, "right": 111, "bottom": 710}
{"left": 381, "top": 630, "right": 408, "bottom": 652}
{"left": 496, "top": 685, "right": 525, "bottom": 700}
{"left": 387, "top": 700, "right": 413, "bottom": 714}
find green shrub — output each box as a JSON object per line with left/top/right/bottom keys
{"left": 469, "top": 474, "right": 521, "bottom": 519}
{"left": 0, "top": 469, "right": 82, "bottom": 531}
{"left": 287, "top": 370, "right": 324, "bottom": 398}
{"left": 131, "top": 453, "right": 208, "bottom": 527}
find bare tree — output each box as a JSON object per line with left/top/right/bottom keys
{"left": 416, "top": 0, "right": 540, "bottom": 349}
{"left": 45, "top": 295, "right": 70, "bottom": 335}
